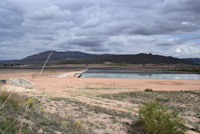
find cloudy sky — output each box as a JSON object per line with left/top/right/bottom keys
{"left": 0, "top": 0, "right": 200, "bottom": 60}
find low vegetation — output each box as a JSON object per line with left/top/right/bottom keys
{"left": 1, "top": 83, "right": 199, "bottom": 134}
{"left": 144, "top": 88, "right": 153, "bottom": 92}
{"left": 50, "top": 96, "right": 134, "bottom": 120}
{"left": 0, "top": 63, "right": 22, "bottom": 67}
{"left": 0, "top": 90, "right": 92, "bottom": 134}
{"left": 162, "top": 68, "right": 200, "bottom": 73}
{"left": 138, "top": 101, "right": 186, "bottom": 134}
{"left": 99, "top": 90, "right": 200, "bottom": 133}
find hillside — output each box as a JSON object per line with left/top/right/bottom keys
{"left": 0, "top": 51, "right": 105, "bottom": 64}
{"left": 57, "top": 53, "right": 195, "bottom": 65}
{"left": 22, "top": 51, "right": 103, "bottom": 62}
{"left": 0, "top": 51, "right": 196, "bottom": 65}
{"left": 95, "top": 53, "right": 195, "bottom": 64}
{"left": 184, "top": 58, "right": 200, "bottom": 64}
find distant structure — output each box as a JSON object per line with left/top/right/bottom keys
{"left": 0, "top": 80, "right": 6, "bottom": 84}
{"left": 9, "top": 78, "right": 34, "bottom": 88}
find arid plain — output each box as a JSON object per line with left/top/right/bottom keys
{"left": 0, "top": 66, "right": 200, "bottom": 134}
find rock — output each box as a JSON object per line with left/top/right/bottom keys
{"left": 37, "top": 128, "right": 43, "bottom": 134}
{"left": 55, "top": 131, "right": 62, "bottom": 134}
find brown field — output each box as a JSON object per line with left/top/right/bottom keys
{"left": 0, "top": 66, "right": 200, "bottom": 134}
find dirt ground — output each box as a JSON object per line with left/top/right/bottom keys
{"left": 0, "top": 68, "right": 200, "bottom": 134}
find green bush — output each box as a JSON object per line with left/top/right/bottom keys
{"left": 138, "top": 101, "right": 186, "bottom": 134}
{"left": 144, "top": 89, "right": 153, "bottom": 92}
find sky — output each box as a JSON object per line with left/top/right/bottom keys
{"left": 0, "top": 0, "right": 200, "bottom": 60}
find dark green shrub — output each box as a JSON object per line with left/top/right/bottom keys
{"left": 138, "top": 101, "right": 186, "bottom": 134}
{"left": 144, "top": 89, "right": 153, "bottom": 92}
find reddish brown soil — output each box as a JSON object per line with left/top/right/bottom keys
{"left": 1, "top": 69, "right": 200, "bottom": 134}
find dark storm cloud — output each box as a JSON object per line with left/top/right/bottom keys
{"left": 0, "top": 1, "right": 25, "bottom": 43}
{"left": 67, "top": 37, "right": 107, "bottom": 47}
{"left": 130, "top": 22, "right": 199, "bottom": 35}
{"left": 86, "top": 47, "right": 108, "bottom": 52}
{"left": 158, "top": 0, "right": 200, "bottom": 14}
{"left": 0, "top": 0, "right": 200, "bottom": 59}
{"left": 56, "top": 36, "right": 109, "bottom": 53}
{"left": 0, "top": 2, "right": 23, "bottom": 29}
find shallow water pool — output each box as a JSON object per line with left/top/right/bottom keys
{"left": 80, "top": 72, "right": 200, "bottom": 80}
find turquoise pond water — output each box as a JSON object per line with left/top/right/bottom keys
{"left": 80, "top": 72, "right": 200, "bottom": 80}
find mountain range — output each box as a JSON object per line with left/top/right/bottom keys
{"left": 183, "top": 58, "right": 200, "bottom": 64}
{"left": 0, "top": 51, "right": 199, "bottom": 65}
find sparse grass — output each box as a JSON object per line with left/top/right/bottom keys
{"left": 155, "top": 97, "right": 170, "bottom": 102}
{"left": 195, "top": 123, "right": 200, "bottom": 132}
{"left": 78, "top": 87, "right": 115, "bottom": 90}
{"left": 94, "top": 101, "right": 102, "bottom": 104}
{"left": 84, "top": 104, "right": 134, "bottom": 119}
{"left": 99, "top": 91, "right": 200, "bottom": 111}
{"left": 117, "top": 104, "right": 122, "bottom": 108}
{"left": 0, "top": 90, "right": 40, "bottom": 133}
{"left": 0, "top": 90, "right": 92, "bottom": 134}
{"left": 0, "top": 116, "right": 35, "bottom": 134}
{"left": 50, "top": 96, "right": 135, "bottom": 119}
{"left": 99, "top": 90, "right": 200, "bottom": 133}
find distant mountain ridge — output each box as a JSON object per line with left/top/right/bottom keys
{"left": 22, "top": 51, "right": 104, "bottom": 62}
{"left": 184, "top": 58, "right": 200, "bottom": 64}
{"left": 93, "top": 53, "right": 195, "bottom": 65}
{"left": 0, "top": 51, "right": 196, "bottom": 65}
